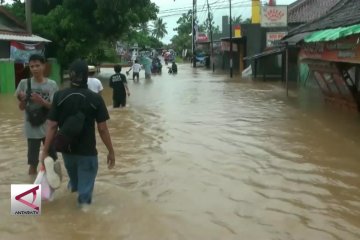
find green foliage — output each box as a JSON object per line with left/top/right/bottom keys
{"left": 243, "top": 18, "right": 251, "bottom": 24}
{"left": 124, "top": 29, "right": 164, "bottom": 49}
{"left": 174, "top": 10, "right": 192, "bottom": 36}
{"left": 171, "top": 10, "right": 192, "bottom": 54}
{"left": 212, "top": 25, "right": 221, "bottom": 35}
{"left": 2, "top": 0, "right": 25, "bottom": 22}
{"left": 202, "top": 12, "right": 215, "bottom": 34}
{"left": 151, "top": 18, "right": 167, "bottom": 40}
{"left": 4, "top": 0, "right": 159, "bottom": 67}
{"left": 232, "top": 15, "right": 251, "bottom": 25}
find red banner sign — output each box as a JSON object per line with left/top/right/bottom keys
{"left": 300, "top": 35, "right": 360, "bottom": 63}
{"left": 10, "top": 41, "right": 45, "bottom": 63}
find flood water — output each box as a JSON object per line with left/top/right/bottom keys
{"left": 0, "top": 64, "right": 360, "bottom": 240}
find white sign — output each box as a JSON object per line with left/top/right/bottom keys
{"left": 266, "top": 32, "right": 288, "bottom": 47}
{"left": 221, "top": 42, "right": 238, "bottom": 52}
{"left": 261, "top": 6, "right": 288, "bottom": 27}
{"left": 11, "top": 184, "right": 41, "bottom": 216}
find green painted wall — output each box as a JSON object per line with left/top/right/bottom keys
{"left": 0, "top": 60, "right": 15, "bottom": 94}
{"left": 299, "top": 63, "right": 310, "bottom": 86}
{"left": 48, "top": 58, "right": 61, "bottom": 85}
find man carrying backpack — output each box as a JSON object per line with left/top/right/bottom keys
{"left": 40, "top": 59, "right": 115, "bottom": 209}
{"left": 15, "top": 54, "right": 58, "bottom": 175}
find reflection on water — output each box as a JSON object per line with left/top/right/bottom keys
{"left": 0, "top": 64, "right": 360, "bottom": 240}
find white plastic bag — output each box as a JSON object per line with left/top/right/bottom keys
{"left": 242, "top": 65, "right": 253, "bottom": 78}
{"left": 34, "top": 168, "right": 55, "bottom": 201}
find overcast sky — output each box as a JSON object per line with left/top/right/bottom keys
{"left": 153, "top": 0, "right": 297, "bottom": 43}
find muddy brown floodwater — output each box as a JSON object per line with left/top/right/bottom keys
{"left": 0, "top": 64, "right": 359, "bottom": 240}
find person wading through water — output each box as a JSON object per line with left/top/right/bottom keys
{"left": 40, "top": 59, "right": 115, "bottom": 209}
{"left": 15, "top": 54, "right": 58, "bottom": 175}
{"left": 110, "top": 65, "right": 130, "bottom": 108}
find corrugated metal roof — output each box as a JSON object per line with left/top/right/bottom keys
{"left": 304, "top": 24, "right": 360, "bottom": 43}
{"left": 244, "top": 47, "right": 285, "bottom": 61}
{"left": 283, "top": 32, "right": 313, "bottom": 45}
{"left": 288, "top": 0, "right": 360, "bottom": 37}
{"left": 0, "top": 33, "right": 51, "bottom": 42}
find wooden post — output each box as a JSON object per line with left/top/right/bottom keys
{"left": 286, "top": 45, "right": 289, "bottom": 97}
{"left": 25, "top": 0, "right": 32, "bottom": 34}
{"left": 229, "top": 0, "right": 233, "bottom": 78}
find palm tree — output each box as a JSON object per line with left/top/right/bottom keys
{"left": 139, "top": 22, "right": 150, "bottom": 36}
{"left": 152, "top": 18, "right": 167, "bottom": 40}
{"left": 232, "top": 16, "right": 243, "bottom": 26}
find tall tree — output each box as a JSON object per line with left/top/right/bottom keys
{"left": 203, "top": 11, "right": 215, "bottom": 34}
{"left": 152, "top": 18, "right": 167, "bottom": 40}
{"left": 28, "top": 0, "right": 158, "bottom": 67}
{"left": 171, "top": 10, "right": 192, "bottom": 54}
{"left": 232, "top": 15, "right": 243, "bottom": 26}
{"left": 139, "top": 22, "right": 150, "bottom": 36}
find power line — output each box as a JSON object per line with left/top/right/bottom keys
{"left": 158, "top": 2, "right": 254, "bottom": 18}
{"left": 158, "top": 0, "right": 251, "bottom": 14}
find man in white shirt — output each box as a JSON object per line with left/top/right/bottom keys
{"left": 126, "top": 60, "right": 142, "bottom": 82}
{"left": 87, "top": 65, "right": 104, "bottom": 94}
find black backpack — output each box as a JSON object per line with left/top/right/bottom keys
{"left": 25, "top": 78, "right": 49, "bottom": 126}
{"left": 53, "top": 92, "right": 87, "bottom": 153}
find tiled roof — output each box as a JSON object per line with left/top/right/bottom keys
{"left": 288, "top": 0, "right": 341, "bottom": 23}
{"left": 288, "top": 0, "right": 360, "bottom": 37}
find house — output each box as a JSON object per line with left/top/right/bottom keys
{"left": 243, "top": 0, "right": 341, "bottom": 81}
{"left": 284, "top": 0, "right": 360, "bottom": 112}
{"left": 0, "top": 6, "right": 60, "bottom": 94}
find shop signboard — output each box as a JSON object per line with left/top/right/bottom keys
{"left": 266, "top": 32, "right": 287, "bottom": 47}
{"left": 300, "top": 35, "right": 360, "bottom": 64}
{"left": 261, "top": 6, "right": 288, "bottom": 27}
{"left": 221, "top": 41, "right": 238, "bottom": 52}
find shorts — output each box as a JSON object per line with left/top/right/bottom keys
{"left": 27, "top": 138, "right": 57, "bottom": 167}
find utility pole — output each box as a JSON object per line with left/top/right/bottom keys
{"left": 192, "top": 0, "right": 197, "bottom": 68}
{"left": 206, "top": 0, "right": 214, "bottom": 72}
{"left": 25, "top": 0, "right": 32, "bottom": 34}
{"left": 229, "top": 0, "right": 233, "bottom": 78}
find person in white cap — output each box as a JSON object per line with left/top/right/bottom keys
{"left": 87, "top": 65, "right": 103, "bottom": 94}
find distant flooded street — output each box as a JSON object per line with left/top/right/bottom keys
{"left": 0, "top": 63, "right": 360, "bottom": 240}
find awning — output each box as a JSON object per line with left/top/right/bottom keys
{"left": 0, "top": 33, "right": 51, "bottom": 42}
{"left": 244, "top": 47, "right": 285, "bottom": 61}
{"left": 304, "top": 24, "right": 360, "bottom": 43}
{"left": 221, "top": 36, "right": 246, "bottom": 43}
{"left": 282, "top": 32, "right": 313, "bottom": 45}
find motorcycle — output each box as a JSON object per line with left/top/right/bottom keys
{"left": 168, "top": 66, "right": 177, "bottom": 74}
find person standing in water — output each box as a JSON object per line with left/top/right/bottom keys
{"left": 87, "top": 66, "right": 103, "bottom": 94}
{"left": 110, "top": 65, "right": 130, "bottom": 108}
{"left": 15, "top": 54, "right": 58, "bottom": 175}
{"left": 126, "top": 60, "right": 141, "bottom": 82}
